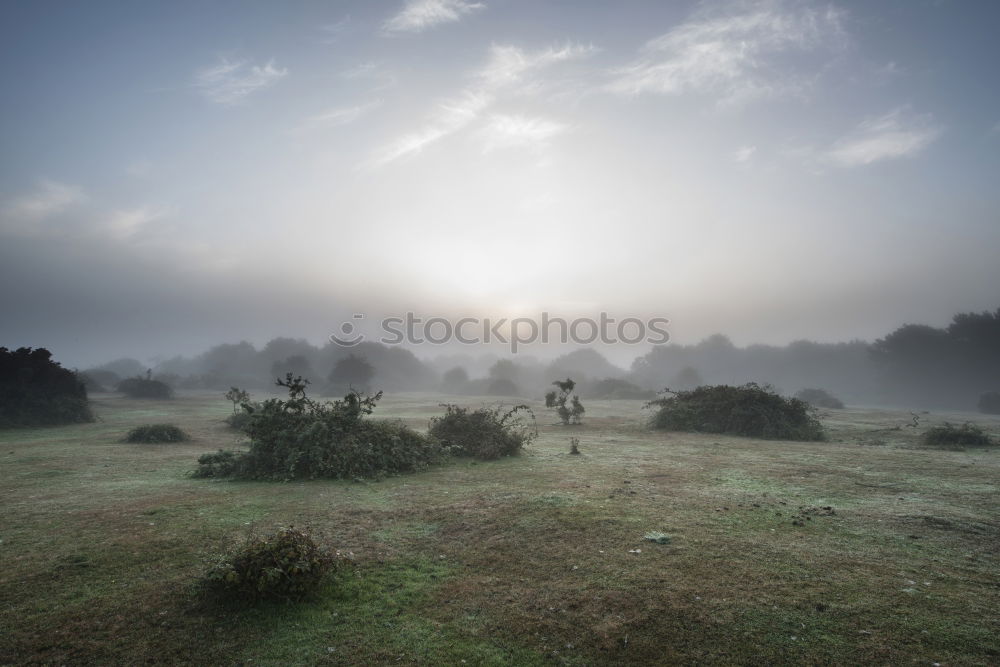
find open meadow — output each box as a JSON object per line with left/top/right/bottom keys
{"left": 1, "top": 393, "right": 998, "bottom": 665}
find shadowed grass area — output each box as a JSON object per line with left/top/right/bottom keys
{"left": 1, "top": 393, "right": 998, "bottom": 664}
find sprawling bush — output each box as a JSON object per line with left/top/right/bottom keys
{"left": 124, "top": 423, "right": 189, "bottom": 443}
{"left": 201, "top": 526, "right": 336, "bottom": 602}
{"left": 118, "top": 372, "right": 173, "bottom": 399}
{"left": 194, "top": 374, "right": 440, "bottom": 481}
{"left": 646, "top": 382, "right": 825, "bottom": 441}
{"left": 921, "top": 422, "right": 993, "bottom": 448}
{"left": 224, "top": 409, "right": 255, "bottom": 432}
{"left": 978, "top": 392, "right": 1000, "bottom": 415}
{"left": 795, "top": 388, "right": 845, "bottom": 409}
{"left": 428, "top": 404, "right": 536, "bottom": 460}
{"left": 0, "top": 347, "right": 93, "bottom": 427}
{"left": 193, "top": 449, "right": 242, "bottom": 477}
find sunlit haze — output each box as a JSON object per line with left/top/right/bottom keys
{"left": 2, "top": 0, "right": 998, "bottom": 367}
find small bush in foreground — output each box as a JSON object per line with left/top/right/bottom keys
{"left": 0, "top": 347, "right": 93, "bottom": 427}
{"left": 118, "top": 372, "right": 173, "bottom": 399}
{"left": 921, "top": 422, "right": 993, "bottom": 448}
{"left": 428, "top": 404, "right": 536, "bottom": 460}
{"left": 193, "top": 449, "right": 242, "bottom": 477}
{"left": 646, "top": 382, "right": 825, "bottom": 441}
{"left": 978, "top": 391, "right": 1000, "bottom": 415}
{"left": 195, "top": 374, "right": 440, "bottom": 481}
{"left": 201, "top": 526, "right": 336, "bottom": 603}
{"left": 124, "top": 423, "right": 189, "bottom": 443}
{"left": 795, "top": 388, "right": 845, "bottom": 409}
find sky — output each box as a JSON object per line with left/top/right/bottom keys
{"left": 1, "top": 0, "right": 999, "bottom": 367}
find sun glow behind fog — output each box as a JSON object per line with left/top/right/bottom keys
{"left": 2, "top": 0, "right": 1000, "bottom": 363}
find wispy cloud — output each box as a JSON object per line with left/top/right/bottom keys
{"left": 341, "top": 61, "right": 397, "bottom": 90}
{"left": 827, "top": 107, "right": 941, "bottom": 166}
{"left": 733, "top": 145, "right": 757, "bottom": 163}
{"left": 383, "top": 0, "right": 485, "bottom": 34}
{"left": 606, "top": 0, "right": 846, "bottom": 106}
{"left": 104, "top": 206, "right": 167, "bottom": 241}
{"left": 368, "top": 43, "right": 592, "bottom": 167}
{"left": 1, "top": 182, "right": 167, "bottom": 244}
{"left": 319, "top": 16, "right": 351, "bottom": 43}
{"left": 195, "top": 57, "right": 288, "bottom": 105}
{"left": 481, "top": 115, "right": 570, "bottom": 153}
{"left": 294, "top": 100, "right": 382, "bottom": 133}
{"left": 2, "top": 180, "right": 87, "bottom": 224}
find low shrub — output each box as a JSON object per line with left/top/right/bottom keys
{"left": 978, "top": 391, "right": 1000, "bottom": 415}
{"left": 0, "top": 347, "right": 93, "bottom": 427}
{"left": 428, "top": 404, "right": 536, "bottom": 460}
{"left": 118, "top": 373, "right": 173, "bottom": 399}
{"left": 194, "top": 374, "right": 440, "bottom": 481}
{"left": 921, "top": 422, "right": 993, "bottom": 448}
{"left": 193, "top": 449, "right": 243, "bottom": 478}
{"left": 646, "top": 382, "right": 825, "bottom": 441}
{"left": 224, "top": 405, "right": 258, "bottom": 432}
{"left": 795, "top": 388, "right": 845, "bottom": 409}
{"left": 124, "top": 423, "right": 189, "bottom": 443}
{"left": 201, "top": 526, "right": 336, "bottom": 603}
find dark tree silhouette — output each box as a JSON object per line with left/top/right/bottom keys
{"left": 328, "top": 354, "right": 374, "bottom": 391}
{"left": 0, "top": 347, "right": 93, "bottom": 426}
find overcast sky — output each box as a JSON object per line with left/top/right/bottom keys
{"left": 1, "top": 0, "right": 998, "bottom": 367}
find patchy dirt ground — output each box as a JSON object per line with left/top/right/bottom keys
{"left": 1, "top": 393, "right": 998, "bottom": 665}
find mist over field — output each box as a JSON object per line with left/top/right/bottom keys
{"left": 2, "top": 1, "right": 1000, "bottom": 665}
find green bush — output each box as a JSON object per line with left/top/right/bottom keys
{"left": 978, "top": 392, "right": 1000, "bottom": 415}
{"left": 195, "top": 374, "right": 440, "bottom": 481}
{"left": 0, "top": 347, "right": 94, "bottom": 427}
{"left": 118, "top": 374, "right": 173, "bottom": 399}
{"left": 124, "top": 423, "right": 189, "bottom": 443}
{"left": 921, "top": 422, "right": 993, "bottom": 448}
{"left": 545, "top": 378, "right": 585, "bottom": 425}
{"left": 201, "top": 526, "right": 336, "bottom": 602}
{"left": 224, "top": 407, "right": 258, "bottom": 432}
{"left": 795, "top": 388, "right": 845, "bottom": 409}
{"left": 193, "top": 449, "right": 242, "bottom": 478}
{"left": 428, "top": 404, "right": 536, "bottom": 460}
{"left": 646, "top": 382, "right": 825, "bottom": 441}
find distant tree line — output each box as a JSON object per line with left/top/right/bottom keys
{"left": 75, "top": 306, "right": 999, "bottom": 411}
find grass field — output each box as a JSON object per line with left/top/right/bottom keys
{"left": 1, "top": 393, "right": 998, "bottom": 665}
